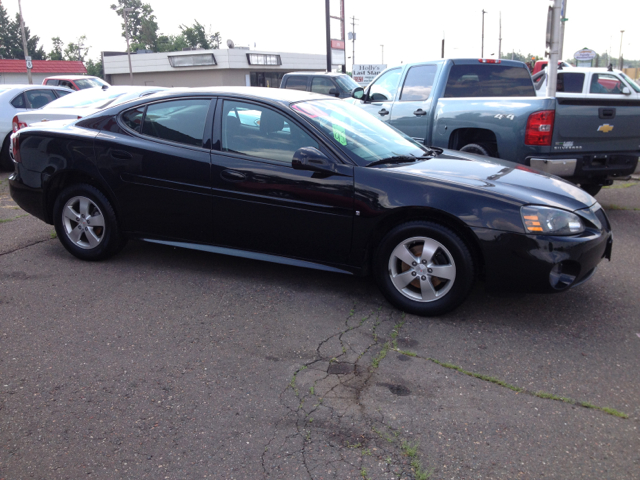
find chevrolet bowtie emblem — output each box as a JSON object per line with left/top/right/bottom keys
{"left": 597, "top": 124, "right": 614, "bottom": 133}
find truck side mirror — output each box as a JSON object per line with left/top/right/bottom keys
{"left": 351, "top": 87, "right": 365, "bottom": 100}
{"left": 621, "top": 86, "right": 631, "bottom": 95}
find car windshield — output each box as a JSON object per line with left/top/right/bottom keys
{"left": 619, "top": 72, "right": 640, "bottom": 93}
{"left": 335, "top": 75, "right": 360, "bottom": 92}
{"left": 292, "top": 100, "right": 428, "bottom": 165}
{"left": 74, "top": 78, "right": 110, "bottom": 90}
{"left": 43, "top": 89, "right": 126, "bottom": 109}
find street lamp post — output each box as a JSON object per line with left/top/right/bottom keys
{"left": 619, "top": 30, "right": 625, "bottom": 70}
{"left": 481, "top": 9, "right": 488, "bottom": 57}
{"left": 123, "top": 7, "right": 134, "bottom": 85}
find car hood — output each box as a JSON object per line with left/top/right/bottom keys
{"left": 392, "top": 149, "right": 596, "bottom": 211}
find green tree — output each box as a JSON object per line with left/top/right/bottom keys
{"left": 8, "top": 13, "right": 46, "bottom": 60}
{"left": 180, "top": 20, "right": 219, "bottom": 50}
{"left": 110, "top": 0, "right": 158, "bottom": 52}
{"left": 156, "top": 34, "right": 189, "bottom": 53}
{"left": 85, "top": 58, "right": 104, "bottom": 79}
{"left": 63, "top": 35, "right": 89, "bottom": 62}
{"left": 49, "top": 37, "right": 64, "bottom": 60}
{"left": 0, "top": 2, "right": 15, "bottom": 59}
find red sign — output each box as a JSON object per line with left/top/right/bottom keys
{"left": 331, "top": 40, "right": 345, "bottom": 50}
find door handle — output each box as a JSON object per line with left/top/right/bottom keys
{"left": 598, "top": 107, "right": 615, "bottom": 119}
{"left": 378, "top": 108, "right": 390, "bottom": 116}
{"left": 110, "top": 150, "right": 132, "bottom": 160}
{"left": 413, "top": 109, "right": 427, "bottom": 116}
{"left": 221, "top": 169, "right": 246, "bottom": 182}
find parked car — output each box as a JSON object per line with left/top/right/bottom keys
{"left": 532, "top": 66, "right": 640, "bottom": 99}
{"left": 0, "top": 84, "right": 73, "bottom": 170}
{"left": 281, "top": 71, "right": 361, "bottom": 98}
{"left": 42, "top": 75, "right": 110, "bottom": 91}
{"left": 350, "top": 58, "right": 640, "bottom": 195}
{"left": 9, "top": 87, "right": 612, "bottom": 316}
{"left": 11, "top": 85, "right": 169, "bottom": 134}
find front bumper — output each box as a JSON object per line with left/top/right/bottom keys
{"left": 473, "top": 222, "right": 612, "bottom": 293}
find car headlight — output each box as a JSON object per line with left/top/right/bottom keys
{"left": 521, "top": 206, "right": 585, "bottom": 235}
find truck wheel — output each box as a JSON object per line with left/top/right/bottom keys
{"left": 373, "top": 221, "right": 476, "bottom": 317}
{"left": 580, "top": 184, "right": 602, "bottom": 196}
{"left": 0, "top": 135, "right": 12, "bottom": 171}
{"left": 53, "top": 184, "right": 127, "bottom": 261}
{"left": 459, "top": 143, "right": 493, "bottom": 156}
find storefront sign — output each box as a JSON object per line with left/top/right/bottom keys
{"left": 352, "top": 64, "right": 387, "bottom": 86}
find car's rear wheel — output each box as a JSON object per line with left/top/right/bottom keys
{"left": 374, "top": 221, "right": 475, "bottom": 316}
{"left": 53, "top": 184, "right": 126, "bottom": 261}
{"left": 0, "top": 134, "right": 12, "bottom": 171}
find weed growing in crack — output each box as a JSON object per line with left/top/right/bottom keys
{"left": 371, "top": 342, "right": 389, "bottom": 369}
{"left": 309, "top": 386, "right": 314, "bottom": 395}
{"left": 398, "top": 350, "right": 417, "bottom": 357}
{"left": 401, "top": 440, "right": 419, "bottom": 458}
{"left": 50, "top": 230, "right": 57, "bottom": 239}
{"left": 362, "top": 448, "right": 372, "bottom": 456}
{"left": 424, "top": 355, "right": 630, "bottom": 419}
{"left": 360, "top": 467, "right": 369, "bottom": 479}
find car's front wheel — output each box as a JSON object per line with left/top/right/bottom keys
{"left": 53, "top": 184, "right": 126, "bottom": 261}
{"left": 374, "top": 221, "right": 475, "bottom": 316}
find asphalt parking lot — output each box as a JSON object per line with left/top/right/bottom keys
{"left": 1, "top": 170, "right": 639, "bottom": 479}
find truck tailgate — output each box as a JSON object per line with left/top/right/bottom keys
{"left": 552, "top": 98, "right": 640, "bottom": 152}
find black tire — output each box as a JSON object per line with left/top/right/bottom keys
{"left": 580, "top": 184, "right": 602, "bottom": 196}
{"left": 459, "top": 143, "right": 493, "bottom": 156}
{"left": 53, "top": 184, "right": 127, "bottom": 261}
{"left": 373, "top": 221, "right": 475, "bottom": 316}
{"left": 0, "top": 134, "right": 13, "bottom": 171}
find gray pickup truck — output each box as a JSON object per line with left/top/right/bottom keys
{"left": 351, "top": 59, "right": 640, "bottom": 195}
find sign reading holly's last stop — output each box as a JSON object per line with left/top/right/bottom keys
{"left": 352, "top": 64, "right": 387, "bottom": 87}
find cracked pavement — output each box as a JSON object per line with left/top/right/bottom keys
{"left": 1, "top": 170, "right": 639, "bottom": 479}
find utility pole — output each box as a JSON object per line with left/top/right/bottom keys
{"left": 325, "top": 0, "right": 331, "bottom": 72}
{"left": 619, "top": 30, "right": 625, "bottom": 69}
{"left": 350, "top": 16, "right": 358, "bottom": 66}
{"left": 498, "top": 12, "right": 502, "bottom": 59}
{"left": 546, "top": 0, "right": 562, "bottom": 97}
{"left": 17, "top": 0, "right": 32, "bottom": 84}
{"left": 559, "top": 0, "right": 568, "bottom": 60}
{"left": 481, "top": 9, "right": 488, "bottom": 57}
{"left": 123, "top": 7, "right": 134, "bottom": 85}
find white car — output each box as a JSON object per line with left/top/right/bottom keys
{"left": 0, "top": 84, "right": 74, "bottom": 169}
{"left": 532, "top": 66, "right": 640, "bottom": 99}
{"left": 10, "top": 85, "right": 168, "bottom": 139}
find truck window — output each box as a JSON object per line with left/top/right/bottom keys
{"left": 590, "top": 74, "right": 624, "bottom": 94}
{"left": 284, "top": 76, "right": 308, "bottom": 91}
{"left": 368, "top": 68, "right": 402, "bottom": 102}
{"left": 557, "top": 73, "right": 584, "bottom": 93}
{"left": 400, "top": 65, "right": 437, "bottom": 101}
{"left": 311, "top": 77, "right": 336, "bottom": 95}
{"left": 444, "top": 64, "right": 535, "bottom": 97}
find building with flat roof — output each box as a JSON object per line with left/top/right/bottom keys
{"left": 0, "top": 59, "right": 87, "bottom": 84}
{"left": 103, "top": 48, "right": 327, "bottom": 88}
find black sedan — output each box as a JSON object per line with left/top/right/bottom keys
{"left": 8, "top": 87, "right": 612, "bottom": 316}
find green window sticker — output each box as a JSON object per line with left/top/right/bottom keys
{"left": 333, "top": 124, "right": 347, "bottom": 145}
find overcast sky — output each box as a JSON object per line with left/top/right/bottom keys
{"left": 6, "top": 0, "right": 638, "bottom": 67}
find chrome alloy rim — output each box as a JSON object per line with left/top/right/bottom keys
{"left": 61, "top": 196, "right": 106, "bottom": 249}
{"left": 387, "top": 236, "right": 456, "bottom": 302}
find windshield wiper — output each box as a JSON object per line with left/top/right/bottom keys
{"left": 366, "top": 153, "right": 434, "bottom": 168}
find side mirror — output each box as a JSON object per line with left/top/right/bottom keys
{"left": 621, "top": 86, "right": 631, "bottom": 95}
{"left": 328, "top": 88, "right": 340, "bottom": 97}
{"left": 351, "top": 87, "right": 365, "bottom": 100}
{"left": 292, "top": 147, "right": 335, "bottom": 173}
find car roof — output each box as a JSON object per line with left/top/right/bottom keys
{"left": 283, "top": 71, "right": 349, "bottom": 77}
{"left": 44, "top": 75, "right": 102, "bottom": 80}
{"left": 145, "top": 86, "right": 334, "bottom": 104}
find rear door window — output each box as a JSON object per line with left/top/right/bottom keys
{"left": 283, "top": 76, "right": 308, "bottom": 91}
{"left": 141, "top": 99, "right": 211, "bottom": 147}
{"left": 311, "top": 77, "right": 336, "bottom": 95}
{"left": 444, "top": 64, "right": 535, "bottom": 97}
{"left": 25, "top": 89, "right": 58, "bottom": 109}
{"left": 11, "top": 94, "right": 26, "bottom": 108}
{"left": 400, "top": 65, "right": 438, "bottom": 101}
{"left": 557, "top": 72, "right": 585, "bottom": 93}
